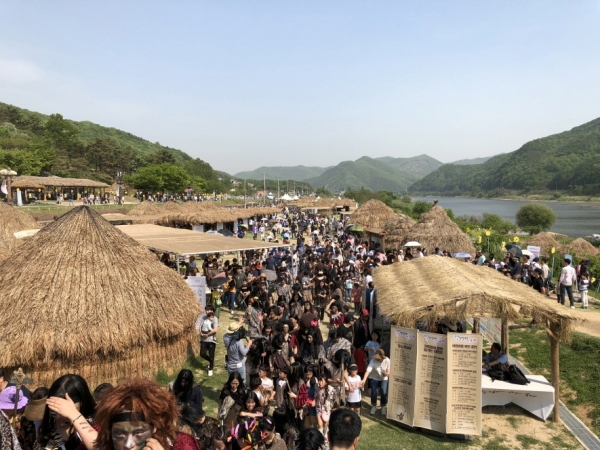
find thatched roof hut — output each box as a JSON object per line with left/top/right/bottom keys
{"left": 373, "top": 256, "right": 577, "bottom": 339}
{"left": 351, "top": 199, "right": 395, "bottom": 228}
{"left": 160, "top": 201, "right": 184, "bottom": 214}
{"left": 401, "top": 204, "right": 476, "bottom": 255}
{"left": 383, "top": 213, "right": 417, "bottom": 250}
{"left": 0, "top": 206, "right": 201, "bottom": 387}
{"left": 11, "top": 179, "right": 46, "bottom": 189}
{"left": 564, "top": 238, "right": 600, "bottom": 257}
{"left": 0, "top": 202, "right": 40, "bottom": 257}
{"left": 128, "top": 202, "right": 162, "bottom": 216}
{"left": 526, "top": 232, "right": 563, "bottom": 255}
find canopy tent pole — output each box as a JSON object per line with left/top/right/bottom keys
{"left": 550, "top": 323, "right": 560, "bottom": 423}
{"left": 501, "top": 318, "right": 509, "bottom": 355}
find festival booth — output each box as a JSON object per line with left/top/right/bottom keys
{"left": 382, "top": 213, "right": 416, "bottom": 251}
{"left": 373, "top": 256, "right": 578, "bottom": 435}
{"left": 0, "top": 207, "right": 201, "bottom": 388}
{"left": 401, "top": 202, "right": 476, "bottom": 255}
{"left": 350, "top": 198, "right": 395, "bottom": 229}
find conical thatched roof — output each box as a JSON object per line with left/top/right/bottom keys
{"left": 160, "top": 201, "right": 184, "bottom": 214}
{"left": 373, "top": 256, "right": 578, "bottom": 342}
{"left": 0, "top": 202, "right": 41, "bottom": 257}
{"left": 383, "top": 213, "right": 417, "bottom": 250}
{"left": 401, "top": 204, "right": 476, "bottom": 255}
{"left": 564, "top": 238, "right": 600, "bottom": 257}
{"left": 128, "top": 201, "right": 162, "bottom": 216}
{"left": 0, "top": 206, "right": 201, "bottom": 387}
{"left": 526, "top": 232, "right": 563, "bottom": 255}
{"left": 351, "top": 199, "right": 395, "bottom": 228}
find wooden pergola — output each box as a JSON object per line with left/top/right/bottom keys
{"left": 373, "top": 256, "right": 579, "bottom": 423}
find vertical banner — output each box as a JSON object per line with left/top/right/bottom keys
{"left": 388, "top": 327, "right": 418, "bottom": 426}
{"left": 187, "top": 276, "right": 207, "bottom": 329}
{"left": 414, "top": 332, "right": 448, "bottom": 433}
{"left": 446, "top": 334, "right": 483, "bottom": 436}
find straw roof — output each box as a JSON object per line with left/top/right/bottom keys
{"left": 563, "top": 238, "right": 600, "bottom": 257}
{"left": 0, "top": 202, "right": 41, "bottom": 257}
{"left": 15, "top": 175, "right": 110, "bottom": 188}
{"left": 180, "top": 201, "right": 220, "bottom": 213}
{"left": 351, "top": 199, "right": 395, "bottom": 228}
{"left": 383, "top": 213, "right": 417, "bottom": 250}
{"left": 11, "top": 179, "right": 45, "bottom": 189}
{"left": 526, "top": 232, "right": 563, "bottom": 254}
{"left": 128, "top": 202, "right": 163, "bottom": 216}
{"left": 373, "top": 256, "right": 578, "bottom": 342}
{"left": 159, "top": 207, "right": 280, "bottom": 227}
{"left": 401, "top": 204, "right": 476, "bottom": 255}
{"left": 0, "top": 206, "right": 201, "bottom": 387}
{"left": 159, "top": 201, "right": 184, "bottom": 214}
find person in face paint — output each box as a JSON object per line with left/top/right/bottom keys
{"left": 94, "top": 379, "right": 199, "bottom": 450}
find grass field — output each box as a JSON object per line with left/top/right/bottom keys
{"left": 153, "top": 312, "right": 581, "bottom": 449}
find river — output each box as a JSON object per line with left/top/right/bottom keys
{"left": 411, "top": 197, "right": 600, "bottom": 238}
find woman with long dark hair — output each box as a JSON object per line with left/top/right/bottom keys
{"left": 218, "top": 372, "right": 246, "bottom": 429}
{"left": 40, "top": 374, "right": 97, "bottom": 450}
{"left": 298, "top": 330, "right": 324, "bottom": 377}
{"left": 169, "top": 370, "right": 203, "bottom": 411}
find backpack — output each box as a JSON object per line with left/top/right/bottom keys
{"left": 508, "top": 365, "right": 529, "bottom": 385}
{"left": 487, "top": 366, "right": 509, "bottom": 382}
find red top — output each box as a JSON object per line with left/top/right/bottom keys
{"left": 354, "top": 348, "right": 367, "bottom": 373}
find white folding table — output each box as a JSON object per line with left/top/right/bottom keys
{"left": 481, "top": 372, "right": 555, "bottom": 421}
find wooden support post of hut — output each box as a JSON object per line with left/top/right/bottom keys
{"left": 550, "top": 322, "right": 560, "bottom": 423}
{"left": 501, "top": 318, "right": 509, "bottom": 355}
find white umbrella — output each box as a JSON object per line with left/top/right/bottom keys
{"left": 404, "top": 241, "right": 422, "bottom": 247}
{"left": 522, "top": 250, "right": 534, "bottom": 257}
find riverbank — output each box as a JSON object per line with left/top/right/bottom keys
{"left": 411, "top": 193, "right": 600, "bottom": 203}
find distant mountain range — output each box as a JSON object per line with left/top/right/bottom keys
{"left": 235, "top": 165, "right": 331, "bottom": 181}
{"left": 450, "top": 156, "right": 495, "bottom": 165}
{"left": 409, "top": 117, "right": 600, "bottom": 194}
{"left": 234, "top": 154, "right": 493, "bottom": 192}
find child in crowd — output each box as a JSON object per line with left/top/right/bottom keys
{"left": 364, "top": 330, "right": 381, "bottom": 363}
{"left": 345, "top": 364, "right": 363, "bottom": 415}
{"left": 580, "top": 274, "right": 590, "bottom": 309}
{"left": 258, "top": 365, "right": 274, "bottom": 405}
{"left": 238, "top": 391, "right": 263, "bottom": 426}
{"left": 315, "top": 375, "right": 335, "bottom": 439}
{"left": 303, "top": 367, "right": 318, "bottom": 429}
{"left": 352, "top": 282, "right": 362, "bottom": 312}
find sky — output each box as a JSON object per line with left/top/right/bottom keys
{"left": 1, "top": 1, "right": 600, "bottom": 174}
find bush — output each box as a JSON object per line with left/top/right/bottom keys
{"left": 515, "top": 203, "right": 557, "bottom": 233}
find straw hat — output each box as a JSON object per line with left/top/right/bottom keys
{"left": 0, "top": 386, "right": 28, "bottom": 410}
{"left": 227, "top": 322, "right": 242, "bottom": 334}
{"left": 24, "top": 397, "right": 47, "bottom": 421}
{"left": 373, "top": 348, "right": 386, "bottom": 362}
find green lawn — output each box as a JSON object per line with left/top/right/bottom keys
{"left": 510, "top": 325, "right": 600, "bottom": 436}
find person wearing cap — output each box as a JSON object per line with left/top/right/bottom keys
{"left": 361, "top": 348, "right": 390, "bottom": 416}
{"left": 223, "top": 322, "right": 253, "bottom": 384}
{"left": 345, "top": 364, "right": 362, "bottom": 415}
{"left": 0, "top": 385, "right": 29, "bottom": 425}
{"left": 20, "top": 387, "right": 49, "bottom": 450}
{"left": 475, "top": 249, "right": 486, "bottom": 266}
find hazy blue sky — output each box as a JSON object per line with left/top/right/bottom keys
{"left": 2, "top": 1, "right": 599, "bottom": 174}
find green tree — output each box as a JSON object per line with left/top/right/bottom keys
{"left": 44, "top": 114, "right": 81, "bottom": 159}
{"left": 146, "top": 148, "right": 177, "bottom": 165}
{"left": 126, "top": 163, "right": 190, "bottom": 193}
{"left": 412, "top": 201, "right": 433, "bottom": 218}
{"left": 481, "top": 213, "right": 515, "bottom": 233}
{"left": 516, "top": 203, "right": 557, "bottom": 234}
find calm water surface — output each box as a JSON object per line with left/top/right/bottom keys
{"left": 412, "top": 197, "right": 600, "bottom": 238}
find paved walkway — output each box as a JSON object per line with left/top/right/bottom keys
{"left": 509, "top": 356, "right": 600, "bottom": 450}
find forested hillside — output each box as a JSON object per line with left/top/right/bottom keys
{"left": 375, "top": 154, "right": 443, "bottom": 178}
{"left": 0, "top": 102, "right": 229, "bottom": 192}
{"left": 409, "top": 117, "right": 600, "bottom": 196}
{"left": 305, "top": 156, "right": 419, "bottom": 192}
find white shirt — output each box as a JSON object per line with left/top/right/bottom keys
{"left": 366, "top": 358, "right": 390, "bottom": 381}
{"left": 345, "top": 375, "right": 362, "bottom": 403}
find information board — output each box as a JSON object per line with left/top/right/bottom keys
{"left": 414, "top": 332, "right": 448, "bottom": 433}
{"left": 388, "top": 327, "right": 418, "bottom": 426}
{"left": 446, "top": 333, "right": 483, "bottom": 435}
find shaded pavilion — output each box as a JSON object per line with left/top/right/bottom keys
{"left": 373, "top": 256, "right": 579, "bottom": 422}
